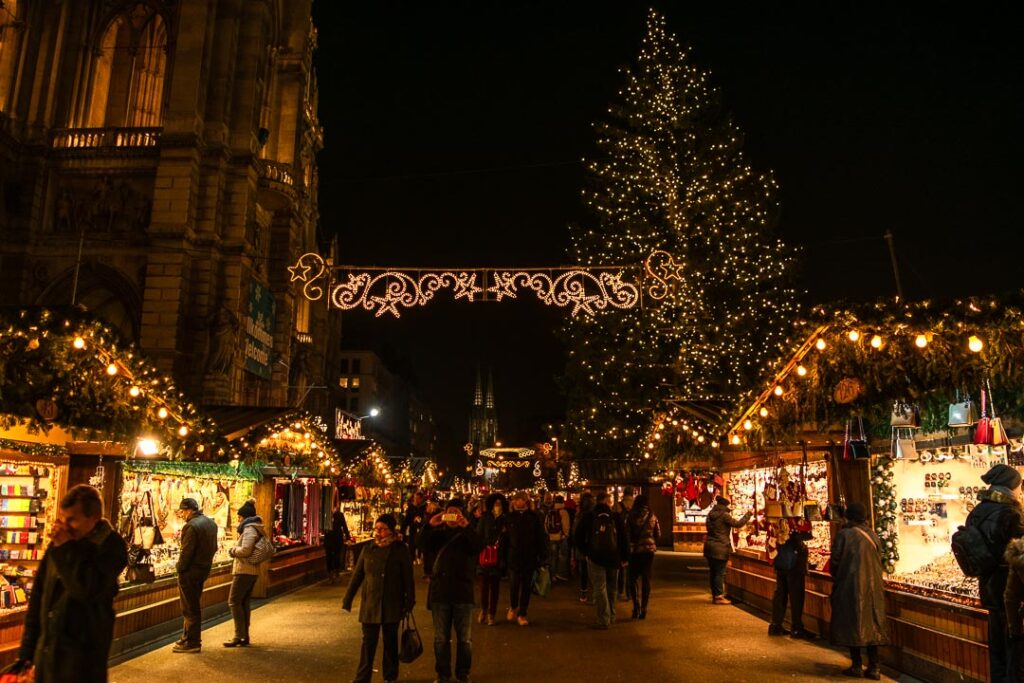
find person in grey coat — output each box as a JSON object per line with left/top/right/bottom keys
{"left": 173, "top": 497, "right": 219, "bottom": 653}
{"left": 702, "top": 495, "right": 751, "bottom": 604}
{"left": 343, "top": 514, "right": 415, "bottom": 683}
{"left": 829, "top": 502, "right": 887, "bottom": 680}
{"left": 223, "top": 498, "right": 264, "bottom": 647}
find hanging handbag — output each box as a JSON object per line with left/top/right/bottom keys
{"left": 398, "top": 611, "right": 424, "bottom": 663}
{"left": 890, "top": 401, "right": 921, "bottom": 428}
{"left": 125, "top": 547, "right": 156, "bottom": 584}
{"left": 479, "top": 541, "right": 499, "bottom": 568}
{"left": 974, "top": 387, "right": 993, "bottom": 445}
{"left": 843, "top": 417, "right": 870, "bottom": 460}
{"left": 988, "top": 380, "right": 1010, "bottom": 447}
{"left": 799, "top": 443, "right": 823, "bottom": 521}
{"left": 948, "top": 390, "right": 977, "bottom": 428}
{"left": 131, "top": 491, "right": 164, "bottom": 550}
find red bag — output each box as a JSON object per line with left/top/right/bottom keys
{"left": 479, "top": 543, "right": 499, "bottom": 568}
{"left": 974, "top": 388, "right": 992, "bottom": 445}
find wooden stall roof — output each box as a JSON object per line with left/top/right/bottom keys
{"left": 203, "top": 405, "right": 295, "bottom": 441}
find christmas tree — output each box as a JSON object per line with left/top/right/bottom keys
{"left": 562, "top": 9, "right": 799, "bottom": 461}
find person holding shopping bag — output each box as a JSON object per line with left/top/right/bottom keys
{"left": 343, "top": 515, "right": 415, "bottom": 683}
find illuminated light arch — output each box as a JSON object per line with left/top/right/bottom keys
{"left": 288, "top": 250, "right": 685, "bottom": 318}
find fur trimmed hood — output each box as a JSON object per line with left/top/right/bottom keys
{"left": 1007, "top": 537, "right": 1024, "bottom": 570}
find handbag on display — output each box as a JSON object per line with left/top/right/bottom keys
{"left": 126, "top": 547, "right": 156, "bottom": 584}
{"left": 131, "top": 491, "right": 164, "bottom": 550}
{"left": 890, "top": 401, "right": 921, "bottom": 428}
{"left": 843, "top": 417, "right": 870, "bottom": 460}
{"left": 398, "top": 612, "right": 423, "bottom": 664}
{"left": 948, "top": 390, "right": 977, "bottom": 428}
{"left": 988, "top": 381, "right": 1010, "bottom": 447}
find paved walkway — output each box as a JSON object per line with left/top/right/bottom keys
{"left": 111, "top": 553, "right": 908, "bottom": 682}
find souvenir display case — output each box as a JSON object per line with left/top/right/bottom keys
{"left": 119, "top": 463, "right": 255, "bottom": 581}
{"left": 0, "top": 459, "right": 63, "bottom": 614}
{"left": 725, "top": 459, "right": 831, "bottom": 570}
{"left": 667, "top": 472, "right": 721, "bottom": 552}
{"left": 882, "top": 445, "right": 1007, "bottom": 605}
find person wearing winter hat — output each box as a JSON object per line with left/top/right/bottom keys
{"left": 224, "top": 498, "right": 266, "bottom": 647}
{"left": 828, "top": 501, "right": 887, "bottom": 679}
{"left": 966, "top": 464, "right": 1024, "bottom": 683}
{"left": 702, "top": 495, "right": 751, "bottom": 604}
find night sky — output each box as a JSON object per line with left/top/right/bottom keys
{"left": 312, "top": 2, "right": 1024, "bottom": 465}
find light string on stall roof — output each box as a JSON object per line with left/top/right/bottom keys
{"left": 634, "top": 405, "right": 720, "bottom": 464}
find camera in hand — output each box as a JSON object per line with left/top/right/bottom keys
{"left": 442, "top": 512, "right": 458, "bottom": 523}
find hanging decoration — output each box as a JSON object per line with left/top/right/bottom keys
{"left": 123, "top": 458, "right": 264, "bottom": 482}
{"left": 871, "top": 457, "right": 899, "bottom": 573}
{"left": 286, "top": 252, "right": 687, "bottom": 318}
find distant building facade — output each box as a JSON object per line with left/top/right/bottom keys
{"left": 0, "top": 0, "right": 335, "bottom": 414}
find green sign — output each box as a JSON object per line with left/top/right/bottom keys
{"left": 245, "top": 281, "right": 276, "bottom": 379}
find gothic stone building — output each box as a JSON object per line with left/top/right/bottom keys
{"left": 0, "top": 0, "right": 335, "bottom": 412}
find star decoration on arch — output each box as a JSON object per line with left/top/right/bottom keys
{"left": 288, "top": 261, "right": 311, "bottom": 283}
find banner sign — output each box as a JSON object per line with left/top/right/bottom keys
{"left": 244, "top": 281, "right": 276, "bottom": 379}
{"left": 335, "top": 409, "right": 363, "bottom": 440}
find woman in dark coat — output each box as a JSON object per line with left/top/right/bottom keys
{"left": 702, "top": 495, "right": 751, "bottom": 604}
{"left": 476, "top": 492, "right": 508, "bottom": 626}
{"left": 504, "top": 491, "right": 549, "bottom": 626}
{"left": 626, "top": 494, "right": 661, "bottom": 619}
{"left": 829, "top": 502, "right": 887, "bottom": 680}
{"left": 343, "top": 514, "right": 415, "bottom": 683}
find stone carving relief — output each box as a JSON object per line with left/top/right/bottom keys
{"left": 52, "top": 175, "right": 151, "bottom": 236}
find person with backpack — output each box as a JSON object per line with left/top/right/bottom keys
{"left": 702, "top": 495, "right": 751, "bottom": 604}
{"left": 343, "top": 514, "right": 415, "bottom": 683}
{"left": 829, "top": 502, "right": 887, "bottom": 680}
{"left": 768, "top": 523, "right": 814, "bottom": 639}
{"left": 222, "top": 498, "right": 272, "bottom": 647}
{"left": 574, "top": 491, "right": 629, "bottom": 629}
{"left": 626, "top": 494, "right": 660, "bottom": 620}
{"left": 504, "top": 491, "right": 548, "bottom": 626}
{"left": 961, "top": 464, "right": 1024, "bottom": 683}
{"left": 546, "top": 495, "right": 572, "bottom": 582}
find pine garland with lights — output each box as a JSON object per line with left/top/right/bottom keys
{"left": 124, "top": 458, "right": 264, "bottom": 482}
{"left": 871, "top": 457, "right": 899, "bottom": 573}
{"left": 562, "top": 9, "right": 798, "bottom": 461}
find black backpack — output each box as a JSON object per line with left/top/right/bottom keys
{"left": 590, "top": 512, "right": 618, "bottom": 562}
{"left": 773, "top": 542, "right": 797, "bottom": 572}
{"left": 951, "top": 524, "right": 999, "bottom": 577}
{"left": 545, "top": 509, "right": 564, "bottom": 536}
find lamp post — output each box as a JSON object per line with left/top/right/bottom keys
{"left": 551, "top": 436, "right": 559, "bottom": 460}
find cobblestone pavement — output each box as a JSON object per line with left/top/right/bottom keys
{"left": 111, "top": 553, "right": 910, "bottom": 682}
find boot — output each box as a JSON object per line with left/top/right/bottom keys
{"left": 863, "top": 667, "right": 880, "bottom": 681}
{"left": 767, "top": 624, "right": 789, "bottom": 636}
{"left": 631, "top": 602, "right": 640, "bottom": 619}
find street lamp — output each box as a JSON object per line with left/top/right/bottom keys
{"left": 551, "top": 436, "right": 559, "bottom": 459}
{"left": 358, "top": 407, "right": 381, "bottom": 420}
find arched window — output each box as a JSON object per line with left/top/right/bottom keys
{"left": 86, "top": 4, "right": 167, "bottom": 128}
{"left": 0, "top": 0, "right": 22, "bottom": 113}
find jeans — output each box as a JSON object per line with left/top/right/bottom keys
{"left": 589, "top": 559, "right": 618, "bottom": 626}
{"left": 479, "top": 574, "right": 500, "bottom": 616}
{"left": 707, "top": 557, "right": 727, "bottom": 597}
{"left": 432, "top": 603, "right": 473, "bottom": 681}
{"left": 228, "top": 573, "right": 258, "bottom": 640}
{"left": 509, "top": 569, "right": 533, "bottom": 616}
{"left": 550, "top": 538, "right": 570, "bottom": 577}
{"left": 355, "top": 622, "right": 399, "bottom": 683}
{"left": 628, "top": 552, "right": 654, "bottom": 613}
{"left": 770, "top": 569, "right": 805, "bottom": 632}
{"left": 177, "top": 569, "right": 209, "bottom": 645}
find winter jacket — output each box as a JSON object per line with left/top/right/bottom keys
{"left": 966, "top": 487, "right": 1024, "bottom": 609}
{"left": 476, "top": 510, "right": 507, "bottom": 577}
{"left": 20, "top": 520, "right": 128, "bottom": 683}
{"left": 401, "top": 502, "right": 427, "bottom": 540}
{"left": 504, "top": 509, "right": 549, "bottom": 572}
{"left": 627, "top": 507, "right": 661, "bottom": 555}
{"left": 544, "top": 505, "right": 571, "bottom": 541}
{"left": 228, "top": 515, "right": 265, "bottom": 576}
{"left": 702, "top": 503, "right": 751, "bottom": 561}
{"left": 176, "top": 511, "right": 218, "bottom": 575}
{"left": 828, "top": 522, "right": 888, "bottom": 647}
{"left": 343, "top": 540, "right": 415, "bottom": 624}
{"left": 1004, "top": 538, "right": 1024, "bottom": 636}
{"left": 574, "top": 503, "right": 629, "bottom": 568}
{"left": 422, "top": 524, "right": 485, "bottom": 607}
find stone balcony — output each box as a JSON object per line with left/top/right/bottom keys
{"left": 51, "top": 127, "right": 162, "bottom": 149}
{"left": 256, "top": 158, "right": 301, "bottom": 210}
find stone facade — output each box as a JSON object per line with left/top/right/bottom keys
{"left": 0, "top": 0, "right": 336, "bottom": 413}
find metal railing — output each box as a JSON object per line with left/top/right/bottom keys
{"left": 51, "top": 127, "right": 162, "bottom": 149}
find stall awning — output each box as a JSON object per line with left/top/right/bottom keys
{"left": 203, "top": 405, "right": 295, "bottom": 441}
{"left": 577, "top": 459, "right": 652, "bottom": 484}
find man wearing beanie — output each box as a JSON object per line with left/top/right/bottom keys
{"left": 421, "top": 498, "right": 485, "bottom": 683}
{"left": 173, "top": 497, "right": 218, "bottom": 653}
{"left": 965, "top": 463, "right": 1024, "bottom": 683}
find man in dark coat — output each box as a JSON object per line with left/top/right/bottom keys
{"left": 769, "top": 525, "right": 814, "bottom": 639}
{"left": 702, "top": 495, "right": 751, "bottom": 604}
{"left": 504, "top": 491, "right": 549, "bottom": 626}
{"left": 421, "top": 499, "right": 485, "bottom": 683}
{"left": 829, "top": 502, "right": 887, "bottom": 680}
{"left": 343, "top": 514, "right": 415, "bottom": 683}
{"left": 401, "top": 490, "right": 427, "bottom": 563}
{"left": 966, "top": 464, "right": 1024, "bottom": 683}
{"left": 173, "top": 497, "right": 219, "bottom": 652}
{"left": 574, "top": 491, "right": 629, "bottom": 628}
{"left": 16, "top": 484, "right": 128, "bottom": 683}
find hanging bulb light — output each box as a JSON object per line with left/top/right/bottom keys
{"left": 743, "top": 419, "right": 753, "bottom": 431}
{"left": 157, "top": 407, "right": 168, "bottom": 420}
{"left": 968, "top": 335, "right": 984, "bottom": 353}
{"left": 848, "top": 330, "right": 860, "bottom": 342}
{"left": 773, "top": 385, "right": 784, "bottom": 397}
{"left": 870, "top": 335, "right": 883, "bottom": 349}
{"left": 129, "top": 386, "right": 140, "bottom": 397}
{"left": 915, "top": 334, "right": 928, "bottom": 348}
{"left": 72, "top": 336, "right": 86, "bottom": 349}
{"left": 106, "top": 363, "right": 118, "bottom": 376}
{"left": 815, "top": 338, "right": 827, "bottom": 351}
{"left": 759, "top": 407, "right": 769, "bottom": 418}
{"left": 177, "top": 425, "right": 189, "bottom": 437}
{"left": 731, "top": 434, "right": 741, "bottom": 445}
{"left": 796, "top": 365, "right": 807, "bottom": 377}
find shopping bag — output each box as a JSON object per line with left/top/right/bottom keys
{"left": 532, "top": 565, "right": 552, "bottom": 597}
{"left": 0, "top": 659, "right": 32, "bottom": 683}
{"left": 398, "top": 612, "right": 423, "bottom": 663}
{"left": 478, "top": 543, "right": 499, "bottom": 568}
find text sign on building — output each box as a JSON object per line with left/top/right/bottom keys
{"left": 244, "top": 281, "right": 276, "bottom": 380}
{"left": 335, "top": 409, "right": 363, "bottom": 440}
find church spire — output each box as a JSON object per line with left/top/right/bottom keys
{"left": 474, "top": 366, "right": 482, "bottom": 406}
{"left": 486, "top": 368, "right": 494, "bottom": 409}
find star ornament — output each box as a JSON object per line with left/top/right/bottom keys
{"left": 288, "top": 261, "right": 311, "bottom": 283}
{"left": 488, "top": 272, "right": 519, "bottom": 302}
{"left": 452, "top": 272, "right": 483, "bottom": 302}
